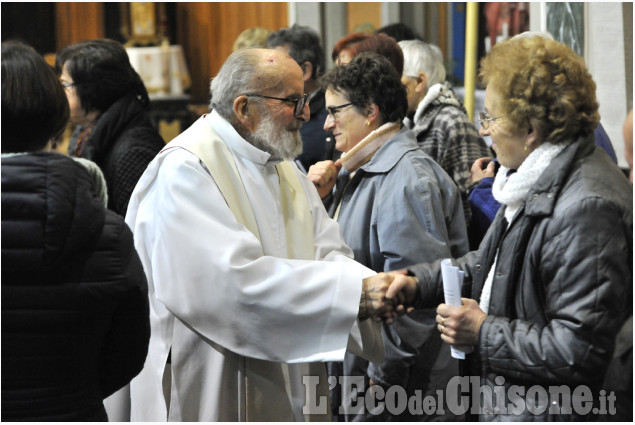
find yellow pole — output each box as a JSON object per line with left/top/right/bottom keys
{"left": 464, "top": 2, "right": 479, "bottom": 121}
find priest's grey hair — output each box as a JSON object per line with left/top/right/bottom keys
{"left": 209, "top": 49, "right": 260, "bottom": 122}
{"left": 399, "top": 40, "right": 446, "bottom": 91}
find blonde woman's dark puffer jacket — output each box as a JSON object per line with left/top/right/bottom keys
{"left": 408, "top": 134, "right": 632, "bottom": 421}
{"left": 1, "top": 152, "right": 150, "bottom": 421}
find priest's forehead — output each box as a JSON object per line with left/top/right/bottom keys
{"left": 253, "top": 49, "right": 303, "bottom": 94}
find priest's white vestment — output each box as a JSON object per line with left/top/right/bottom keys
{"left": 125, "top": 111, "right": 384, "bottom": 421}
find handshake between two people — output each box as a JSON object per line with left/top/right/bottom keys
{"left": 358, "top": 270, "right": 418, "bottom": 324}
{"left": 358, "top": 271, "right": 488, "bottom": 346}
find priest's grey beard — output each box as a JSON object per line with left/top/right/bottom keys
{"left": 248, "top": 113, "right": 303, "bottom": 161}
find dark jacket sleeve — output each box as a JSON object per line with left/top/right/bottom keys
{"left": 98, "top": 215, "right": 150, "bottom": 398}
{"left": 369, "top": 251, "right": 480, "bottom": 389}
{"left": 408, "top": 250, "right": 481, "bottom": 309}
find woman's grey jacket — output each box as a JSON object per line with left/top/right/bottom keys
{"left": 328, "top": 127, "right": 470, "bottom": 420}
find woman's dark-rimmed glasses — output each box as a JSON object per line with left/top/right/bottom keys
{"left": 326, "top": 102, "right": 353, "bottom": 120}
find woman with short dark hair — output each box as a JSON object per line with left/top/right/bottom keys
{"left": 321, "top": 51, "right": 408, "bottom": 125}
{"left": 308, "top": 52, "right": 468, "bottom": 421}
{"left": 56, "top": 38, "right": 164, "bottom": 215}
{"left": 1, "top": 40, "right": 150, "bottom": 421}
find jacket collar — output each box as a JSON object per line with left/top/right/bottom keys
{"left": 523, "top": 133, "right": 595, "bottom": 217}
{"left": 404, "top": 82, "right": 465, "bottom": 132}
{"left": 81, "top": 93, "right": 145, "bottom": 161}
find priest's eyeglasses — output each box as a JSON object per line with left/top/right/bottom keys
{"left": 478, "top": 112, "right": 503, "bottom": 130}
{"left": 244, "top": 93, "right": 309, "bottom": 118}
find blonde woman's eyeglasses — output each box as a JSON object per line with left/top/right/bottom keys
{"left": 478, "top": 112, "right": 503, "bottom": 130}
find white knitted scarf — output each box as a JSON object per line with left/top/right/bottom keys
{"left": 492, "top": 142, "right": 566, "bottom": 223}
{"left": 480, "top": 142, "right": 565, "bottom": 314}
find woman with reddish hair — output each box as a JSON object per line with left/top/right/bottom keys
{"left": 332, "top": 32, "right": 403, "bottom": 74}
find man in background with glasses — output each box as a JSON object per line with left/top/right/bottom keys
{"left": 124, "top": 48, "right": 412, "bottom": 422}
{"left": 267, "top": 24, "right": 340, "bottom": 173}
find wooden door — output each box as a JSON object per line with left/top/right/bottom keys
{"left": 176, "top": 2, "right": 288, "bottom": 103}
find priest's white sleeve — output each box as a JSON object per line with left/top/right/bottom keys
{"left": 294, "top": 165, "right": 385, "bottom": 364}
{"left": 126, "top": 149, "right": 377, "bottom": 364}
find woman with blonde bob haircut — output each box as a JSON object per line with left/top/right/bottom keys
{"left": 388, "top": 36, "right": 632, "bottom": 420}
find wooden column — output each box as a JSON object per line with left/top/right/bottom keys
{"left": 55, "top": 2, "right": 105, "bottom": 50}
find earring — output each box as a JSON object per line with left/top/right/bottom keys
{"left": 523, "top": 143, "right": 529, "bottom": 153}
{"left": 366, "top": 121, "right": 371, "bottom": 127}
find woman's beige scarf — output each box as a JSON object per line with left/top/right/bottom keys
{"left": 340, "top": 122, "right": 401, "bottom": 172}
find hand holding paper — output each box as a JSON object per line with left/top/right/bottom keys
{"left": 438, "top": 259, "right": 485, "bottom": 358}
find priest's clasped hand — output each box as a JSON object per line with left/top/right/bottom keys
{"left": 359, "top": 272, "right": 420, "bottom": 324}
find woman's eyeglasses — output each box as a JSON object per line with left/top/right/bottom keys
{"left": 244, "top": 93, "right": 309, "bottom": 118}
{"left": 326, "top": 102, "right": 353, "bottom": 120}
{"left": 478, "top": 112, "right": 503, "bottom": 130}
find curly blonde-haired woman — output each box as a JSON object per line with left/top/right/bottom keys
{"left": 388, "top": 35, "right": 632, "bottom": 420}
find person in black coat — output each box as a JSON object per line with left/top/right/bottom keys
{"left": 1, "top": 40, "right": 150, "bottom": 422}
{"left": 56, "top": 38, "right": 165, "bottom": 216}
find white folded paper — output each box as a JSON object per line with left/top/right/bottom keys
{"left": 441, "top": 259, "right": 474, "bottom": 359}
